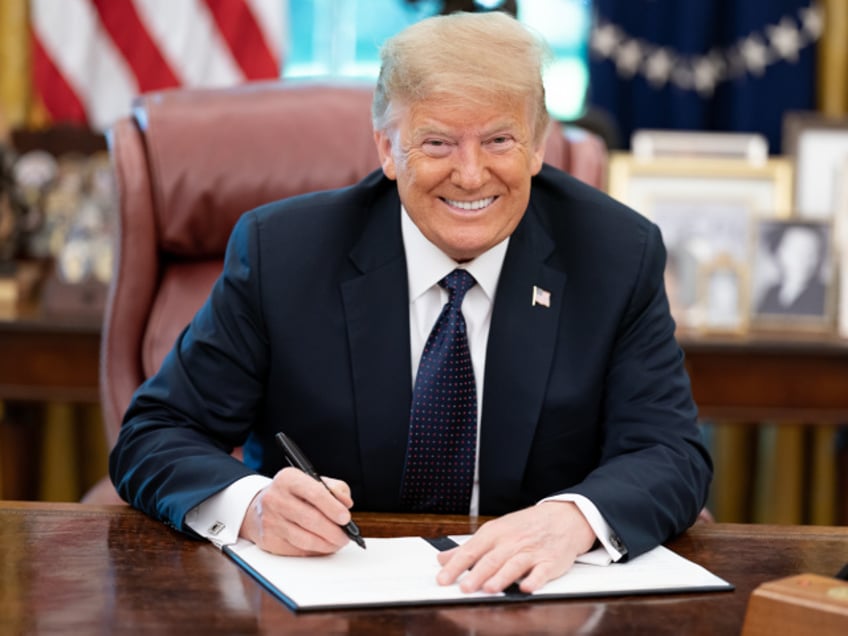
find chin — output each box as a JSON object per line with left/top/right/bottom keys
{"left": 443, "top": 242, "right": 488, "bottom": 262}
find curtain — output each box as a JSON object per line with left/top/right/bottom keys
{"left": 819, "top": 0, "right": 848, "bottom": 115}
{"left": 588, "top": 0, "right": 821, "bottom": 153}
{"left": 0, "top": 0, "right": 37, "bottom": 131}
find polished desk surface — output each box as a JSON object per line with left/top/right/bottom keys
{"left": 1, "top": 502, "right": 847, "bottom": 635}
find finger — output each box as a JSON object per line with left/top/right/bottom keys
{"left": 258, "top": 521, "right": 340, "bottom": 556}
{"left": 242, "top": 490, "right": 329, "bottom": 556}
{"left": 518, "top": 559, "right": 568, "bottom": 593}
{"left": 477, "top": 552, "right": 536, "bottom": 593}
{"left": 266, "top": 512, "right": 349, "bottom": 555}
{"left": 283, "top": 468, "right": 352, "bottom": 526}
{"left": 436, "top": 543, "right": 487, "bottom": 586}
{"left": 456, "top": 549, "right": 514, "bottom": 593}
{"left": 436, "top": 546, "right": 458, "bottom": 566}
{"left": 321, "top": 476, "right": 353, "bottom": 508}
{"left": 261, "top": 470, "right": 352, "bottom": 551}
{"left": 273, "top": 490, "right": 350, "bottom": 546}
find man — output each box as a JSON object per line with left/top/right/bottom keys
{"left": 110, "top": 12, "right": 712, "bottom": 595}
{"left": 755, "top": 223, "right": 828, "bottom": 317}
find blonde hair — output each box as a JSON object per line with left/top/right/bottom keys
{"left": 373, "top": 11, "right": 551, "bottom": 145}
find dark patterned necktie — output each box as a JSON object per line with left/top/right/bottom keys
{"left": 400, "top": 269, "right": 477, "bottom": 513}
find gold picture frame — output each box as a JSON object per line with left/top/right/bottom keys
{"left": 695, "top": 254, "right": 750, "bottom": 335}
{"left": 607, "top": 153, "right": 793, "bottom": 329}
{"left": 630, "top": 129, "right": 768, "bottom": 163}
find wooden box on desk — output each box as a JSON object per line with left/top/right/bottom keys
{"left": 741, "top": 574, "right": 848, "bottom": 636}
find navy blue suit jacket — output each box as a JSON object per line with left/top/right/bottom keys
{"left": 110, "top": 165, "right": 712, "bottom": 559}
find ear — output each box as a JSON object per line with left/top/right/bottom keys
{"left": 529, "top": 141, "right": 545, "bottom": 176}
{"left": 373, "top": 130, "right": 397, "bottom": 180}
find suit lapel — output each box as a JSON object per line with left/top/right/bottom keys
{"left": 341, "top": 187, "right": 412, "bottom": 509}
{"left": 479, "top": 204, "right": 567, "bottom": 514}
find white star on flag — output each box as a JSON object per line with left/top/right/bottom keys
{"left": 644, "top": 48, "right": 674, "bottom": 87}
{"left": 800, "top": 6, "right": 823, "bottom": 39}
{"left": 767, "top": 17, "right": 803, "bottom": 63}
{"left": 741, "top": 35, "right": 770, "bottom": 76}
{"left": 532, "top": 286, "right": 551, "bottom": 308}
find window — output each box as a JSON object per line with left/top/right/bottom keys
{"left": 283, "top": 0, "right": 592, "bottom": 120}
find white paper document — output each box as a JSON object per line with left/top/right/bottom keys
{"left": 223, "top": 535, "right": 732, "bottom": 611}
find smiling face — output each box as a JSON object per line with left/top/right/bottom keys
{"left": 374, "top": 94, "right": 545, "bottom": 262}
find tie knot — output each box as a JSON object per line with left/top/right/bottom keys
{"left": 439, "top": 269, "right": 476, "bottom": 304}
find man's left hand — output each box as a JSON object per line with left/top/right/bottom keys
{"left": 435, "top": 501, "right": 597, "bottom": 593}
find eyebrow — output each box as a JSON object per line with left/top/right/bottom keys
{"left": 414, "top": 120, "right": 520, "bottom": 139}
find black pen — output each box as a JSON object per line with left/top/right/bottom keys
{"left": 274, "top": 432, "right": 366, "bottom": 550}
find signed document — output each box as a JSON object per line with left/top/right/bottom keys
{"left": 223, "top": 535, "right": 733, "bottom": 612}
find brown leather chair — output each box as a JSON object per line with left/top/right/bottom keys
{"left": 81, "top": 80, "right": 608, "bottom": 504}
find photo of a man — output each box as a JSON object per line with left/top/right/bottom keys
{"left": 752, "top": 220, "right": 831, "bottom": 319}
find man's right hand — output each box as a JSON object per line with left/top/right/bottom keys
{"left": 239, "top": 466, "right": 354, "bottom": 555}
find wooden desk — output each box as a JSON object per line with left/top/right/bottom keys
{"left": 1, "top": 502, "right": 846, "bottom": 634}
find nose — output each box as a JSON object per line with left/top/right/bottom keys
{"left": 451, "top": 142, "right": 489, "bottom": 190}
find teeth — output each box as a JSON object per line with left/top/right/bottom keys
{"left": 443, "top": 196, "right": 495, "bottom": 210}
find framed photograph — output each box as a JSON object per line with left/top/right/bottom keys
{"left": 750, "top": 219, "right": 835, "bottom": 330}
{"left": 783, "top": 111, "right": 848, "bottom": 219}
{"left": 631, "top": 129, "right": 768, "bottom": 163}
{"left": 607, "top": 154, "right": 793, "bottom": 328}
{"left": 695, "top": 255, "right": 749, "bottom": 334}
{"left": 834, "top": 157, "right": 848, "bottom": 337}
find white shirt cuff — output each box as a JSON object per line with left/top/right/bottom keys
{"left": 185, "top": 474, "right": 272, "bottom": 548}
{"left": 539, "top": 493, "right": 626, "bottom": 565}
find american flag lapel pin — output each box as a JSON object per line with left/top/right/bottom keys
{"left": 532, "top": 285, "right": 551, "bottom": 308}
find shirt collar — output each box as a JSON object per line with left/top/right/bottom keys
{"left": 401, "top": 206, "right": 509, "bottom": 303}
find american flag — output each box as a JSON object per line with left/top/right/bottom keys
{"left": 29, "top": 0, "right": 285, "bottom": 131}
{"left": 532, "top": 285, "right": 551, "bottom": 308}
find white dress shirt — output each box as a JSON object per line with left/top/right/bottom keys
{"left": 187, "top": 206, "right": 623, "bottom": 563}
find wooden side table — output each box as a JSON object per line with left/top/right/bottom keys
{"left": 0, "top": 299, "right": 101, "bottom": 500}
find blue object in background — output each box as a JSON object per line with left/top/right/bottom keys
{"left": 284, "top": 0, "right": 592, "bottom": 121}
{"left": 588, "top": 0, "right": 820, "bottom": 152}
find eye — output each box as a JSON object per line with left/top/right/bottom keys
{"left": 422, "top": 138, "right": 452, "bottom": 157}
{"left": 486, "top": 135, "right": 515, "bottom": 151}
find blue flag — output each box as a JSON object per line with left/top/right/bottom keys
{"left": 588, "top": 0, "right": 821, "bottom": 153}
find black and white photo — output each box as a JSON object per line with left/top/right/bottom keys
{"left": 751, "top": 219, "right": 834, "bottom": 325}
